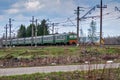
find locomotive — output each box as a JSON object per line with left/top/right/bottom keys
{"left": 2, "top": 33, "right": 77, "bottom": 46}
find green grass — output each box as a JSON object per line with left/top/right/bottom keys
{"left": 0, "top": 46, "right": 119, "bottom": 59}
{"left": 0, "top": 46, "right": 81, "bottom": 59}
{"left": 85, "top": 46, "right": 120, "bottom": 55}
{"left": 0, "top": 71, "right": 82, "bottom": 80}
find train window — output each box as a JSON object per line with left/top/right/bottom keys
{"left": 55, "top": 35, "right": 65, "bottom": 39}
{"left": 69, "top": 35, "right": 74, "bottom": 38}
{"left": 49, "top": 37, "right": 52, "bottom": 40}
{"left": 59, "top": 36, "right": 63, "bottom": 39}
{"left": 74, "top": 35, "right": 77, "bottom": 38}
{"left": 69, "top": 35, "right": 77, "bottom": 38}
{"left": 62, "top": 36, "right": 65, "bottom": 39}
{"left": 43, "top": 37, "right": 48, "bottom": 40}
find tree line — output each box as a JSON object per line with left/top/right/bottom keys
{"left": 104, "top": 36, "right": 120, "bottom": 45}
{"left": 17, "top": 19, "right": 49, "bottom": 38}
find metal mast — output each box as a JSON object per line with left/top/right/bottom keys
{"left": 5, "top": 24, "right": 8, "bottom": 48}
{"left": 77, "top": 6, "right": 80, "bottom": 46}
{"left": 100, "top": 0, "right": 103, "bottom": 47}
{"left": 9, "top": 18, "right": 12, "bottom": 47}
{"left": 35, "top": 19, "right": 38, "bottom": 47}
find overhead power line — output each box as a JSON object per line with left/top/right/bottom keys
{"left": 67, "top": 18, "right": 76, "bottom": 27}
{"left": 80, "top": 6, "right": 96, "bottom": 20}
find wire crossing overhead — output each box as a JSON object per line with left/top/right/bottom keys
{"left": 97, "top": 4, "right": 107, "bottom": 8}
{"left": 80, "top": 4, "right": 107, "bottom": 20}
{"left": 67, "top": 18, "right": 76, "bottom": 27}
{"left": 77, "top": 0, "right": 107, "bottom": 47}
{"left": 47, "top": 22, "right": 59, "bottom": 34}
{"left": 80, "top": 6, "right": 96, "bottom": 20}
{"left": 52, "top": 23, "right": 59, "bottom": 34}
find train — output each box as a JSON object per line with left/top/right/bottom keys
{"left": 2, "top": 33, "right": 77, "bottom": 46}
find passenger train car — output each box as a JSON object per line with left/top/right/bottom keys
{"left": 2, "top": 33, "right": 77, "bottom": 46}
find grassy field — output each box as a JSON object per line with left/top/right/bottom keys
{"left": 0, "top": 46, "right": 119, "bottom": 59}
{"left": 0, "top": 46, "right": 120, "bottom": 67}
{"left": 0, "top": 46, "right": 80, "bottom": 59}
{"left": 0, "top": 68, "right": 120, "bottom": 80}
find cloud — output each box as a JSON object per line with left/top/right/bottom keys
{"left": 11, "top": 2, "right": 21, "bottom": 8}
{"left": 5, "top": 8, "right": 19, "bottom": 14}
{"left": 3, "top": 0, "right": 77, "bottom": 17}
{"left": 0, "top": 0, "right": 120, "bottom": 38}
{"left": 0, "top": 15, "right": 4, "bottom": 20}
{"left": 24, "top": 0, "right": 45, "bottom": 11}
{"left": 56, "top": 0, "right": 60, "bottom": 4}
{"left": 38, "top": 0, "right": 76, "bottom": 17}
{"left": 5, "top": 0, "right": 45, "bottom": 14}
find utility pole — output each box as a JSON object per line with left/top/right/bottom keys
{"left": 5, "top": 24, "right": 8, "bottom": 48}
{"left": 9, "top": 18, "right": 12, "bottom": 47}
{"left": 99, "top": 0, "right": 107, "bottom": 47}
{"left": 77, "top": 6, "right": 80, "bottom": 46}
{"left": 52, "top": 23, "right": 54, "bottom": 34}
{"left": 30, "top": 16, "right": 35, "bottom": 47}
{"left": 96, "top": 0, "right": 107, "bottom": 47}
{"left": 76, "top": 6, "right": 84, "bottom": 46}
{"left": 100, "top": 0, "right": 103, "bottom": 47}
{"left": 35, "top": 19, "right": 38, "bottom": 47}
{"left": 51, "top": 23, "right": 55, "bottom": 44}
{"left": 2, "top": 33, "right": 5, "bottom": 39}
{"left": 43, "top": 26, "right": 45, "bottom": 35}
{"left": 51, "top": 23, "right": 59, "bottom": 34}
{"left": 55, "top": 28, "right": 59, "bottom": 34}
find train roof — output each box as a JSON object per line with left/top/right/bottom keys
{"left": 3, "top": 33, "right": 77, "bottom": 40}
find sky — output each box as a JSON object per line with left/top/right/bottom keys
{"left": 0, "top": 0, "right": 120, "bottom": 38}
